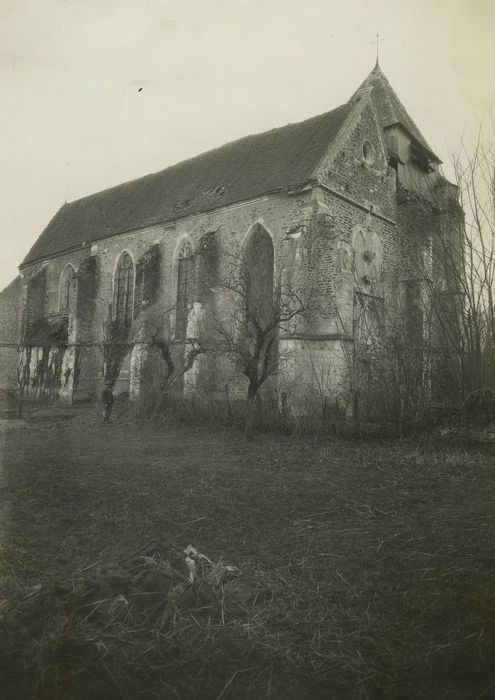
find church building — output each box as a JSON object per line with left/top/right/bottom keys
{"left": 10, "top": 64, "right": 461, "bottom": 421}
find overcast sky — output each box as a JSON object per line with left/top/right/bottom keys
{"left": 1, "top": 0, "right": 494, "bottom": 290}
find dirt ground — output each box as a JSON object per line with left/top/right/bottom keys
{"left": 1, "top": 406, "right": 495, "bottom": 699}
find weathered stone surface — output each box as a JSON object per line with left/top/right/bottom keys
{"left": 1, "top": 67, "right": 462, "bottom": 420}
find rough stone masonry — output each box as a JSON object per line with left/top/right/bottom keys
{"left": 0, "top": 63, "right": 462, "bottom": 422}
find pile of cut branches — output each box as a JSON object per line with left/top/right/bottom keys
{"left": 0, "top": 543, "right": 321, "bottom": 700}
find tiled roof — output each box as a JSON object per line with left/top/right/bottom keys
{"left": 21, "top": 103, "right": 352, "bottom": 266}
{"left": 350, "top": 64, "right": 440, "bottom": 163}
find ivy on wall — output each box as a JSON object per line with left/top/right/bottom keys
{"left": 196, "top": 232, "right": 218, "bottom": 305}
{"left": 25, "top": 266, "right": 47, "bottom": 327}
{"left": 134, "top": 244, "right": 161, "bottom": 316}
{"left": 76, "top": 256, "right": 99, "bottom": 324}
{"left": 79, "top": 256, "right": 99, "bottom": 295}
{"left": 23, "top": 316, "right": 69, "bottom": 347}
{"left": 19, "top": 344, "right": 65, "bottom": 401}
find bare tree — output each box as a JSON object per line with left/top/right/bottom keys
{"left": 352, "top": 125, "right": 495, "bottom": 432}
{"left": 451, "top": 129, "right": 495, "bottom": 393}
{"left": 213, "top": 245, "right": 311, "bottom": 440}
{"left": 16, "top": 347, "right": 31, "bottom": 419}
{"left": 102, "top": 316, "right": 133, "bottom": 390}
{"left": 415, "top": 127, "right": 495, "bottom": 423}
{"left": 98, "top": 292, "right": 208, "bottom": 419}
{"left": 136, "top": 308, "right": 205, "bottom": 419}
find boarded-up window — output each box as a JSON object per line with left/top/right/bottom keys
{"left": 114, "top": 252, "right": 135, "bottom": 329}
{"left": 175, "top": 242, "right": 194, "bottom": 339}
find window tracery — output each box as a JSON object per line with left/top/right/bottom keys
{"left": 175, "top": 241, "right": 194, "bottom": 339}
{"left": 114, "top": 252, "right": 135, "bottom": 328}
{"left": 352, "top": 228, "right": 383, "bottom": 291}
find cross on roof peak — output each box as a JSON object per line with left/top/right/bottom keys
{"left": 373, "top": 33, "right": 384, "bottom": 67}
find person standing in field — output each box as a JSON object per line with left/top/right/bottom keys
{"left": 101, "top": 382, "right": 114, "bottom": 424}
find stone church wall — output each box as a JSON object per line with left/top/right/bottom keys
{"left": 285, "top": 160, "right": 400, "bottom": 415}
{"left": 15, "top": 96, "right": 458, "bottom": 420}
{"left": 323, "top": 99, "right": 397, "bottom": 222}
{"left": 18, "top": 190, "right": 314, "bottom": 404}
{"left": 0, "top": 277, "right": 22, "bottom": 394}
{"left": 17, "top": 177, "right": 442, "bottom": 418}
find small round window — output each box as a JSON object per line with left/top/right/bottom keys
{"left": 362, "top": 141, "right": 375, "bottom": 165}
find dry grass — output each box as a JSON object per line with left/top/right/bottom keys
{"left": 0, "top": 406, "right": 495, "bottom": 699}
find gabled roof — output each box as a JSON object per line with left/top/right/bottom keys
{"left": 21, "top": 103, "right": 352, "bottom": 266}
{"left": 350, "top": 63, "right": 440, "bottom": 163}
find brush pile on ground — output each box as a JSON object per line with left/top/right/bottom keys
{"left": 2, "top": 413, "right": 495, "bottom": 698}
{"left": 1, "top": 544, "right": 285, "bottom": 700}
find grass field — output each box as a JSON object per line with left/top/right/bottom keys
{"left": 1, "top": 407, "right": 495, "bottom": 699}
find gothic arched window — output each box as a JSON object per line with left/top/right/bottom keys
{"left": 243, "top": 224, "right": 274, "bottom": 328}
{"left": 114, "top": 252, "right": 135, "bottom": 328}
{"left": 175, "top": 241, "right": 194, "bottom": 339}
{"left": 59, "top": 264, "right": 77, "bottom": 314}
